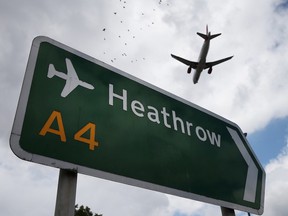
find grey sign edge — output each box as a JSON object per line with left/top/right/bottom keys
{"left": 9, "top": 36, "right": 265, "bottom": 215}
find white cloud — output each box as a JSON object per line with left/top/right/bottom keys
{"left": 76, "top": 175, "right": 170, "bottom": 216}
{"left": 76, "top": 173, "right": 226, "bottom": 216}
{"left": 262, "top": 144, "right": 288, "bottom": 216}
{"left": 163, "top": 0, "right": 288, "bottom": 134}
{"left": 2, "top": 0, "right": 288, "bottom": 135}
{"left": 1, "top": 0, "right": 288, "bottom": 215}
{"left": 0, "top": 139, "right": 58, "bottom": 216}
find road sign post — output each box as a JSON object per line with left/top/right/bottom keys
{"left": 55, "top": 169, "right": 77, "bottom": 216}
{"left": 221, "top": 206, "right": 236, "bottom": 216}
{"left": 10, "top": 36, "right": 265, "bottom": 214}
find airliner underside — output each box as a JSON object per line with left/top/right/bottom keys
{"left": 171, "top": 25, "right": 233, "bottom": 84}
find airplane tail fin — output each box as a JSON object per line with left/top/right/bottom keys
{"left": 48, "top": 64, "right": 57, "bottom": 78}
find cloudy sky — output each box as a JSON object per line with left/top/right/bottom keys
{"left": 1, "top": 0, "right": 288, "bottom": 215}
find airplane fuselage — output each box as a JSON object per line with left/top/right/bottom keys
{"left": 171, "top": 25, "right": 233, "bottom": 84}
{"left": 193, "top": 38, "right": 210, "bottom": 84}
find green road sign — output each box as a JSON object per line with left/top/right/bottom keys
{"left": 10, "top": 36, "right": 265, "bottom": 214}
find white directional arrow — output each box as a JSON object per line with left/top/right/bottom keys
{"left": 227, "top": 127, "right": 258, "bottom": 203}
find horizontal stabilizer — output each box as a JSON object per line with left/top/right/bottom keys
{"left": 197, "top": 32, "right": 221, "bottom": 40}
{"left": 197, "top": 32, "right": 208, "bottom": 40}
{"left": 209, "top": 33, "right": 221, "bottom": 39}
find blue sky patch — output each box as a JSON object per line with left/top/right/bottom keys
{"left": 248, "top": 116, "right": 288, "bottom": 165}
{"left": 275, "top": 0, "right": 288, "bottom": 12}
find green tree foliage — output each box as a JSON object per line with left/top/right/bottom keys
{"left": 75, "top": 204, "right": 102, "bottom": 216}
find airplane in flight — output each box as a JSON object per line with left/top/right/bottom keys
{"left": 171, "top": 25, "right": 233, "bottom": 84}
{"left": 47, "top": 58, "right": 94, "bottom": 97}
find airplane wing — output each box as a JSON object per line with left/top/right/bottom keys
{"left": 205, "top": 56, "right": 233, "bottom": 69}
{"left": 61, "top": 58, "right": 80, "bottom": 97}
{"left": 171, "top": 54, "right": 198, "bottom": 69}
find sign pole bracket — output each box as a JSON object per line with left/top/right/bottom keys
{"left": 220, "top": 206, "right": 236, "bottom": 216}
{"left": 54, "top": 169, "right": 78, "bottom": 216}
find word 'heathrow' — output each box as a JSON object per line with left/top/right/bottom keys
{"left": 109, "top": 84, "right": 221, "bottom": 147}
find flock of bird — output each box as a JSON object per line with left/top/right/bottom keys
{"left": 100, "top": 0, "right": 171, "bottom": 64}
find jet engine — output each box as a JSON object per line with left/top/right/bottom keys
{"left": 208, "top": 67, "right": 212, "bottom": 74}
{"left": 187, "top": 67, "right": 192, "bottom": 74}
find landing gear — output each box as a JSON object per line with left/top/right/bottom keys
{"left": 208, "top": 67, "right": 212, "bottom": 74}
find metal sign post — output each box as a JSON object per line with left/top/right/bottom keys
{"left": 54, "top": 169, "right": 78, "bottom": 216}
{"left": 221, "top": 206, "right": 236, "bottom": 216}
